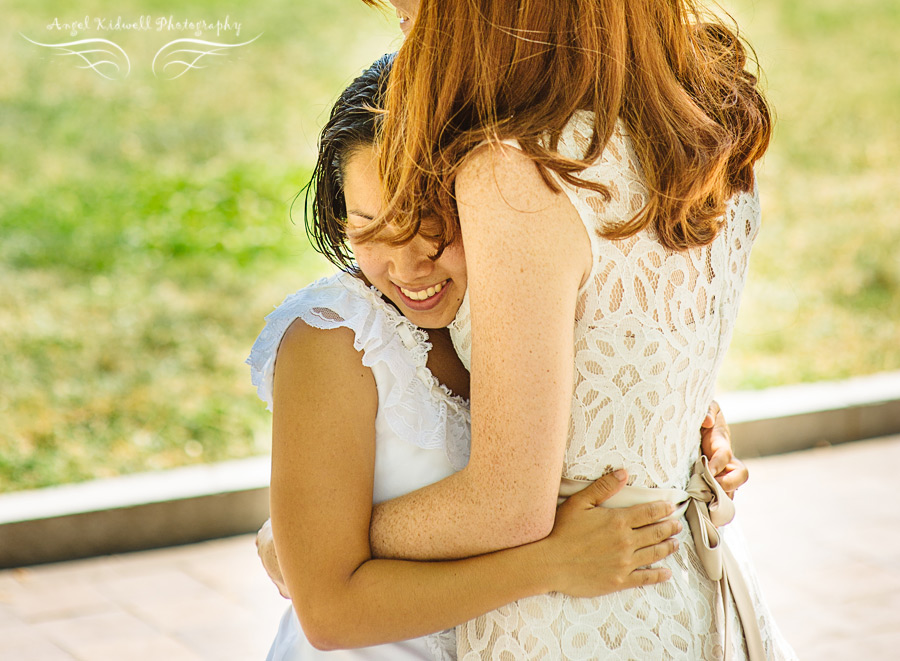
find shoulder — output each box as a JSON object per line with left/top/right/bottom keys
{"left": 278, "top": 317, "right": 363, "bottom": 369}
{"left": 272, "top": 275, "right": 377, "bottom": 396}
{"left": 456, "top": 141, "right": 561, "bottom": 215}
{"left": 454, "top": 141, "right": 591, "bottom": 287}
{"left": 247, "top": 272, "right": 385, "bottom": 411}
{"left": 273, "top": 318, "right": 376, "bottom": 416}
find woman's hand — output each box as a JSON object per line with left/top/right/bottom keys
{"left": 701, "top": 400, "right": 749, "bottom": 498}
{"left": 256, "top": 518, "right": 290, "bottom": 599}
{"left": 538, "top": 470, "right": 680, "bottom": 598}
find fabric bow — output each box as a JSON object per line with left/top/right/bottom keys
{"left": 685, "top": 455, "right": 765, "bottom": 661}
{"left": 558, "top": 456, "right": 766, "bottom": 660}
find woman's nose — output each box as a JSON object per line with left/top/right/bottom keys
{"left": 389, "top": 242, "right": 433, "bottom": 281}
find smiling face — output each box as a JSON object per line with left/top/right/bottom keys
{"left": 388, "top": 0, "right": 420, "bottom": 35}
{"left": 343, "top": 146, "right": 466, "bottom": 329}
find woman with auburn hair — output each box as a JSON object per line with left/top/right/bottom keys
{"left": 343, "top": 1, "right": 796, "bottom": 659}
{"left": 256, "top": 50, "right": 754, "bottom": 661}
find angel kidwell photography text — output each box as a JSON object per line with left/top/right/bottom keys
{"left": 24, "top": 12, "right": 255, "bottom": 81}
{"left": 45, "top": 14, "right": 244, "bottom": 37}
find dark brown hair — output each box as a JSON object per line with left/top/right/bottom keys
{"left": 359, "top": 0, "right": 772, "bottom": 252}
{"left": 301, "top": 53, "right": 395, "bottom": 269}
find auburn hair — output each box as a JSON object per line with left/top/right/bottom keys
{"left": 358, "top": 0, "right": 772, "bottom": 252}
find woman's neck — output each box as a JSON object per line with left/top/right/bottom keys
{"left": 426, "top": 327, "right": 470, "bottom": 401}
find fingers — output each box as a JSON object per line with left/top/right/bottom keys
{"left": 576, "top": 469, "right": 627, "bottom": 507}
{"left": 626, "top": 523, "right": 682, "bottom": 589}
{"left": 626, "top": 500, "right": 676, "bottom": 528}
{"left": 701, "top": 401, "right": 733, "bottom": 476}
{"left": 715, "top": 459, "right": 750, "bottom": 496}
{"left": 702, "top": 400, "right": 721, "bottom": 428}
{"left": 632, "top": 518, "right": 682, "bottom": 550}
{"left": 706, "top": 446, "right": 732, "bottom": 477}
{"left": 276, "top": 578, "right": 291, "bottom": 600}
{"left": 256, "top": 518, "right": 291, "bottom": 600}
{"left": 256, "top": 518, "right": 274, "bottom": 553}
{"left": 626, "top": 567, "right": 672, "bottom": 588}
{"left": 632, "top": 537, "right": 679, "bottom": 569}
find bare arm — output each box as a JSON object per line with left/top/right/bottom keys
{"left": 260, "top": 401, "right": 746, "bottom": 588}
{"left": 270, "top": 319, "right": 678, "bottom": 649}
{"left": 368, "top": 145, "right": 591, "bottom": 559}
{"left": 365, "top": 148, "right": 751, "bottom": 562}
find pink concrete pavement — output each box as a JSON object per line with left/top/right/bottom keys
{"left": 2, "top": 435, "right": 899, "bottom": 659}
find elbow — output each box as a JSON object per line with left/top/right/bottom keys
{"left": 478, "top": 488, "right": 558, "bottom": 548}
{"left": 529, "top": 506, "right": 557, "bottom": 541}
{"left": 504, "top": 502, "right": 556, "bottom": 546}
{"left": 287, "top": 568, "right": 378, "bottom": 650}
{"left": 295, "top": 602, "right": 357, "bottom": 651}
{"left": 306, "top": 634, "right": 337, "bottom": 652}
{"left": 306, "top": 633, "right": 342, "bottom": 653}
{"left": 300, "top": 613, "right": 351, "bottom": 652}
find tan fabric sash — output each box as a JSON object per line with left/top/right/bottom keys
{"left": 558, "top": 457, "right": 765, "bottom": 661}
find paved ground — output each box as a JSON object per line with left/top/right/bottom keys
{"left": 2, "top": 435, "right": 899, "bottom": 660}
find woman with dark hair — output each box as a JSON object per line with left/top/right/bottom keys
{"left": 256, "top": 46, "right": 761, "bottom": 661}
{"left": 253, "top": 54, "right": 696, "bottom": 661}
{"left": 335, "top": 1, "right": 796, "bottom": 658}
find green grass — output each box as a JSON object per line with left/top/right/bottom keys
{"left": 0, "top": 0, "right": 399, "bottom": 491}
{"left": 716, "top": 0, "right": 900, "bottom": 389}
{"left": 1, "top": 0, "right": 898, "bottom": 491}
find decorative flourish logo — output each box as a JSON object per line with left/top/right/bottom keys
{"left": 20, "top": 35, "right": 131, "bottom": 81}
{"left": 20, "top": 16, "right": 257, "bottom": 81}
{"left": 151, "top": 35, "right": 261, "bottom": 80}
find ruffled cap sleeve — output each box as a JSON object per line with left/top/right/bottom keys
{"left": 246, "top": 272, "right": 470, "bottom": 467}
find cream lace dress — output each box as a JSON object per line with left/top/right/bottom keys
{"left": 248, "top": 272, "right": 469, "bottom": 661}
{"left": 448, "top": 112, "right": 797, "bottom": 660}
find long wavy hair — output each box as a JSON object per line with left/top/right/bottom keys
{"left": 358, "top": 0, "right": 772, "bottom": 252}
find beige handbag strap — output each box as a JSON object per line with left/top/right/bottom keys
{"left": 559, "top": 457, "right": 766, "bottom": 661}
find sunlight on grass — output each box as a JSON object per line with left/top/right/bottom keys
{"left": 1, "top": 0, "right": 897, "bottom": 491}
{"left": 717, "top": 0, "right": 900, "bottom": 389}
{"left": 1, "top": 0, "right": 398, "bottom": 491}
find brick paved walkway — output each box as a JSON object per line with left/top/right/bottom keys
{"left": 2, "top": 435, "right": 899, "bottom": 659}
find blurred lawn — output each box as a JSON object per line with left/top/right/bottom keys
{"left": 1, "top": 0, "right": 898, "bottom": 492}
{"left": 718, "top": 0, "right": 900, "bottom": 388}
{"left": 0, "top": 0, "right": 399, "bottom": 491}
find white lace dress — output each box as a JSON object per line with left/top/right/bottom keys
{"left": 448, "top": 112, "right": 797, "bottom": 660}
{"left": 247, "top": 272, "right": 469, "bottom": 661}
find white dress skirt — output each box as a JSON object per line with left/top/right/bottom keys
{"left": 248, "top": 272, "right": 470, "bottom": 661}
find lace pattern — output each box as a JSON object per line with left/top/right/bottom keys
{"left": 452, "top": 113, "right": 796, "bottom": 659}
{"left": 247, "top": 271, "right": 470, "bottom": 470}
{"left": 424, "top": 628, "right": 458, "bottom": 661}
{"left": 447, "top": 290, "right": 472, "bottom": 371}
